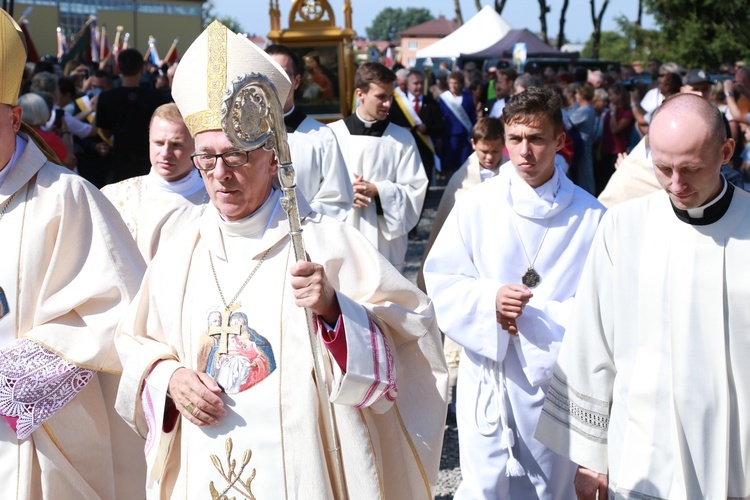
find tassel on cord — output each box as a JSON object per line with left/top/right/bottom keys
{"left": 477, "top": 358, "right": 527, "bottom": 478}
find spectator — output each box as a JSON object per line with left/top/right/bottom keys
{"left": 437, "top": 70, "right": 477, "bottom": 181}
{"left": 95, "top": 48, "right": 170, "bottom": 185}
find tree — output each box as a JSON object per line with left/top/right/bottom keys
{"left": 365, "top": 7, "right": 434, "bottom": 41}
{"left": 581, "top": 16, "right": 660, "bottom": 64}
{"left": 588, "top": 0, "right": 610, "bottom": 60}
{"left": 453, "top": 0, "right": 464, "bottom": 26}
{"left": 537, "top": 0, "right": 550, "bottom": 44}
{"left": 557, "top": 0, "right": 570, "bottom": 50}
{"left": 495, "top": 0, "right": 509, "bottom": 15}
{"left": 643, "top": 0, "right": 750, "bottom": 68}
{"left": 202, "top": 0, "right": 244, "bottom": 33}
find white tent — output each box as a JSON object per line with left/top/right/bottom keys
{"left": 416, "top": 5, "right": 513, "bottom": 59}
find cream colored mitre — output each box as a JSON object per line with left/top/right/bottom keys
{"left": 0, "top": 9, "right": 27, "bottom": 106}
{"left": 172, "top": 20, "right": 291, "bottom": 136}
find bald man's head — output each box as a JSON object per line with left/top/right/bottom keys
{"left": 653, "top": 93, "right": 726, "bottom": 146}
{"left": 649, "top": 93, "right": 734, "bottom": 210}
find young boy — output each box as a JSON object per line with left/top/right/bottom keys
{"left": 418, "top": 117, "right": 507, "bottom": 391}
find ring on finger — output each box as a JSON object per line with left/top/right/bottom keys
{"left": 185, "top": 402, "right": 197, "bottom": 415}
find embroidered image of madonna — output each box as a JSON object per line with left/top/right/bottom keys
{"left": 197, "top": 311, "right": 276, "bottom": 394}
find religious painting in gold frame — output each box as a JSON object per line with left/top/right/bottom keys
{"left": 287, "top": 43, "right": 344, "bottom": 119}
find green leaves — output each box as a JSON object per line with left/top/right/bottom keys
{"left": 365, "top": 8, "right": 434, "bottom": 42}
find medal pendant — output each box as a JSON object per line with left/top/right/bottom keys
{"left": 522, "top": 267, "right": 541, "bottom": 288}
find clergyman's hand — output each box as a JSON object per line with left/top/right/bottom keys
{"left": 495, "top": 284, "right": 532, "bottom": 336}
{"left": 290, "top": 260, "right": 340, "bottom": 325}
{"left": 352, "top": 174, "right": 378, "bottom": 208}
{"left": 168, "top": 367, "right": 225, "bottom": 427}
{"left": 574, "top": 466, "right": 608, "bottom": 499}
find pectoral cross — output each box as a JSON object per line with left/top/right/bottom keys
{"left": 208, "top": 304, "right": 241, "bottom": 355}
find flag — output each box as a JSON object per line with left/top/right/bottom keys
{"left": 384, "top": 46, "right": 393, "bottom": 68}
{"left": 163, "top": 37, "right": 179, "bottom": 65}
{"left": 100, "top": 25, "right": 121, "bottom": 72}
{"left": 56, "top": 27, "right": 67, "bottom": 59}
{"left": 18, "top": 9, "right": 40, "bottom": 63}
{"left": 61, "top": 16, "right": 96, "bottom": 65}
{"left": 145, "top": 35, "right": 160, "bottom": 66}
{"left": 99, "top": 25, "right": 109, "bottom": 61}
{"left": 91, "top": 24, "right": 100, "bottom": 63}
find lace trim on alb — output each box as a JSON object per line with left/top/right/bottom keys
{"left": 0, "top": 338, "right": 94, "bottom": 439}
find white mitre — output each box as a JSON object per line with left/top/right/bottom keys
{"left": 172, "top": 20, "right": 292, "bottom": 136}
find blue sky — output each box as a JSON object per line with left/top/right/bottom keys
{"left": 214, "top": 0, "right": 655, "bottom": 44}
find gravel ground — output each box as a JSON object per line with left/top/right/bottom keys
{"left": 404, "top": 186, "right": 462, "bottom": 499}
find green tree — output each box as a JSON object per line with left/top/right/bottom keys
{"left": 365, "top": 8, "right": 434, "bottom": 41}
{"left": 581, "top": 16, "right": 661, "bottom": 64}
{"left": 203, "top": 0, "right": 244, "bottom": 34}
{"left": 643, "top": 0, "right": 750, "bottom": 68}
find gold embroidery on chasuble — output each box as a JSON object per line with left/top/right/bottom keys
{"left": 209, "top": 437, "right": 256, "bottom": 499}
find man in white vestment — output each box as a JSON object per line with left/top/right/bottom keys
{"left": 424, "top": 87, "right": 606, "bottom": 499}
{"left": 0, "top": 10, "right": 147, "bottom": 499}
{"left": 114, "top": 21, "right": 448, "bottom": 499}
{"left": 329, "top": 62, "right": 428, "bottom": 272}
{"left": 536, "top": 95, "right": 750, "bottom": 498}
{"left": 265, "top": 44, "right": 353, "bottom": 221}
{"left": 102, "top": 103, "right": 208, "bottom": 262}
{"left": 417, "top": 117, "right": 507, "bottom": 392}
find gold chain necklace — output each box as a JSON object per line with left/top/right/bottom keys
{"left": 207, "top": 248, "right": 271, "bottom": 354}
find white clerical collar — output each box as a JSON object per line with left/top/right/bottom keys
{"left": 284, "top": 105, "right": 296, "bottom": 118}
{"left": 146, "top": 167, "right": 205, "bottom": 196}
{"left": 0, "top": 135, "right": 27, "bottom": 189}
{"left": 479, "top": 164, "right": 501, "bottom": 182}
{"left": 355, "top": 109, "right": 378, "bottom": 128}
{"left": 510, "top": 165, "right": 560, "bottom": 203}
{"left": 217, "top": 188, "right": 281, "bottom": 239}
{"left": 686, "top": 177, "right": 727, "bottom": 219}
{"left": 508, "top": 164, "right": 574, "bottom": 219}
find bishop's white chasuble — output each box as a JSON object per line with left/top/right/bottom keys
{"left": 116, "top": 192, "right": 448, "bottom": 499}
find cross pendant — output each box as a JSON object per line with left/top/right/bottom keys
{"left": 208, "top": 304, "right": 242, "bottom": 355}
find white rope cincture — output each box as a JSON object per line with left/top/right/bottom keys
{"left": 475, "top": 358, "right": 526, "bottom": 477}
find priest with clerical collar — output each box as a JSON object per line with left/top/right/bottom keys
{"left": 329, "top": 62, "right": 427, "bottom": 272}
{"left": 537, "top": 93, "right": 750, "bottom": 498}
{"left": 114, "top": 20, "right": 447, "bottom": 500}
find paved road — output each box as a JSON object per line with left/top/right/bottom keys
{"left": 404, "top": 186, "right": 461, "bottom": 499}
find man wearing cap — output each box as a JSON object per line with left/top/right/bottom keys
{"left": 0, "top": 9, "right": 146, "bottom": 499}
{"left": 114, "top": 21, "right": 447, "bottom": 499}
{"left": 102, "top": 103, "right": 208, "bottom": 263}
{"left": 536, "top": 93, "right": 750, "bottom": 500}
{"left": 265, "top": 44, "right": 353, "bottom": 220}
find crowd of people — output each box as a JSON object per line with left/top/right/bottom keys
{"left": 2, "top": 8, "right": 750, "bottom": 499}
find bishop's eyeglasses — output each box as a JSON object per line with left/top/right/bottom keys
{"left": 190, "top": 150, "right": 254, "bottom": 172}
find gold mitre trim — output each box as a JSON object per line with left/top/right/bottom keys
{"left": 172, "top": 20, "right": 292, "bottom": 137}
{"left": 0, "top": 9, "right": 27, "bottom": 106}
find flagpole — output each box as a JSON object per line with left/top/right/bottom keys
{"left": 163, "top": 37, "right": 178, "bottom": 64}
